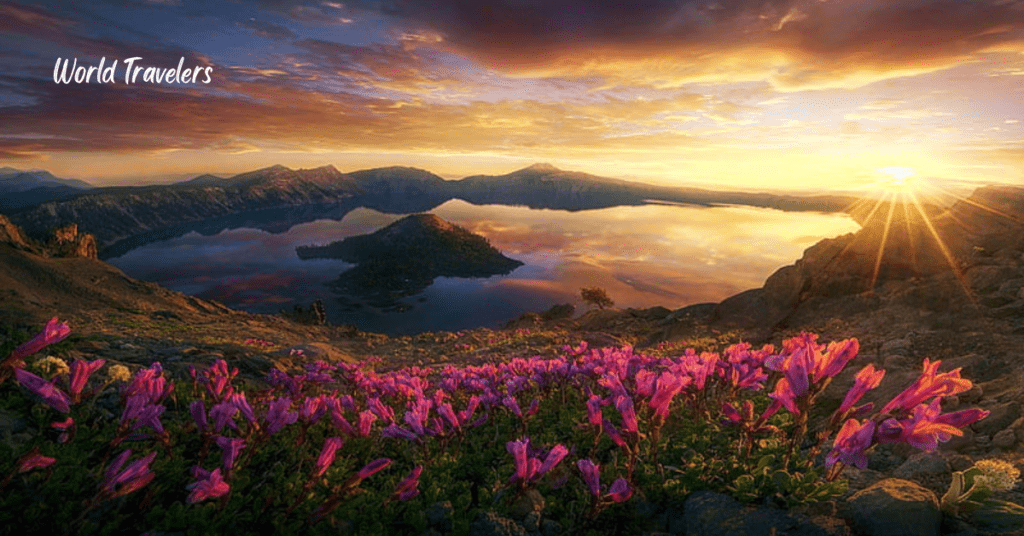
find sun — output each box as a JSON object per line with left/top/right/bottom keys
{"left": 875, "top": 166, "right": 918, "bottom": 194}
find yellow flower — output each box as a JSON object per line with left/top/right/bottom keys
{"left": 32, "top": 355, "right": 69, "bottom": 378}
{"left": 107, "top": 364, "right": 132, "bottom": 383}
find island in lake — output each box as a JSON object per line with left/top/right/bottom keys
{"left": 297, "top": 213, "right": 523, "bottom": 309}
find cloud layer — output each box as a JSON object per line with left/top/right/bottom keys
{"left": 1, "top": 0, "right": 1022, "bottom": 189}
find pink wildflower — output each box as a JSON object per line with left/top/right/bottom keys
{"left": 356, "top": 458, "right": 391, "bottom": 481}
{"left": 391, "top": 466, "right": 423, "bottom": 502}
{"left": 825, "top": 419, "right": 876, "bottom": 470}
{"left": 18, "top": 450, "right": 56, "bottom": 473}
{"left": 186, "top": 467, "right": 230, "bottom": 504}
{"left": 837, "top": 364, "right": 885, "bottom": 415}
{"left": 67, "top": 358, "right": 105, "bottom": 403}
{"left": 14, "top": 368, "right": 70, "bottom": 413}
{"left": 102, "top": 450, "right": 157, "bottom": 498}
{"left": 8, "top": 317, "right": 71, "bottom": 363}
{"left": 607, "top": 478, "right": 632, "bottom": 503}
{"left": 314, "top": 437, "right": 344, "bottom": 477}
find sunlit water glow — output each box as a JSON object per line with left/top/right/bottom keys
{"left": 108, "top": 200, "right": 859, "bottom": 335}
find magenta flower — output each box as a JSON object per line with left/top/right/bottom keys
{"left": 457, "top": 395, "right": 480, "bottom": 426}
{"left": 358, "top": 410, "right": 377, "bottom": 437}
{"left": 264, "top": 397, "right": 298, "bottom": 435}
{"left": 607, "top": 478, "right": 632, "bottom": 503}
{"left": 603, "top": 419, "right": 627, "bottom": 448}
{"left": 815, "top": 338, "right": 860, "bottom": 381}
{"left": 209, "top": 400, "right": 239, "bottom": 432}
{"left": 538, "top": 444, "right": 569, "bottom": 476}
{"left": 18, "top": 450, "right": 56, "bottom": 473}
{"left": 649, "top": 372, "right": 685, "bottom": 421}
{"left": 880, "top": 358, "right": 972, "bottom": 414}
{"left": 825, "top": 419, "right": 876, "bottom": 470}
{"left": 577, "top": 459, "right": 631, "bottom": 502}
{"left": 437, "top": 402, "right": 460, "bottom": 430}
{"left": 879, "top": 399, "right": 984, "bottom": 451}
{"left": 934, "top": 407, "right": 989, "bottom": 429}
{"left": 216, "top": 436, "right": 246, "bottom": 471}
{"left": 186, "top": 467, "right": 230, "bottom": 504}
{"left": 314, "top": 437, "right": 344, "bottom": 477}
{"left": 502, "top": 395, "right": 523, "bottom": 418}
{"left": 381, "top": 423, "right": 419, "bottom": 441}
{"left": 51, "top": 416, "right": 74, "bottom": 443}
{"left": 66, "top": 358, "right": 105, "bottom": 403}
{"left": 768, "top": 377, "right": 800, "bottom": 415}
{"left": 586, "top": 395, "right": 603, "bottom": 428}
{"left": 120, "top": 394, "right": 165, "bottom": 434}
{"left": 356, "top": 458, "right": 391, "bottom": 481}
{"left": 837, "top": 364, "right": 885, "bottom": 415}
{"left": 614, "top": 395, "right": 639, "bottom": 434}
{"left": 722, "top": 401, "right": 745, "bottom": 425}
{"left": 14, "top": 368, "right": 70, "bottom": 413}
{"left": 102, "top": 450, "right": 157, "bottom": 498}
{"left": 578, "top": 459, "right": 601, "bottom": 496}
{"left": 190, "top": 400, "right": 208, "bottom": 430}
{"left": 391, "top": 466, "right": 423, "bottom": 502}
{"left": 228, "top": 392, "right": 257, "bottom": 424}
{"left": 8, "top": 317, "right": 71, "bottom": 363}
{"left": 635, "top": 369, "right": 658, "bottom": 398}
{"left": 507, "top": 439, "right": 531, "bottom": 481}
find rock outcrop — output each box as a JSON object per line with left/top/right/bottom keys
{"left": 0, "top": 214, "right": 32, "bottom": 250}
{"left": 50, "top": 223, "right": 98, "bottom": 259}
{"left": 710, "top": 186, "right": 1024, "bottom": 332}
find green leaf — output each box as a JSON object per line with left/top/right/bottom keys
{"left": 971, "top": 499, "right": 1024, "bottom": 528}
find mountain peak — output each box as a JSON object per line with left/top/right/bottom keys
{"left": 522, "top": 163, "right": 560, "bottom": 173}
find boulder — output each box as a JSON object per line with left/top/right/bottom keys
{"left": 973, "top": 402, "right": 1021, "bottom": 436}
{"left": 844, "top": 479, "right": 941, "bottom": 536}
{"left": 469, "top": 512, "right": 526, "bottom": 536}
{"left": 684, "top": 491, "right": 849, "bottom": 536}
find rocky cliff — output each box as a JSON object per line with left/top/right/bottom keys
{"left": 706, "top": 186, "right": 1024, "bottom": 335}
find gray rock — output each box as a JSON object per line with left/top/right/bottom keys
{"left": 684, "top": 491, "right": 847, "bottom": 536}
{"left": 974, "top": 402, "right": 1021, "bottom": 436}
{"left": 0, "top": 408, "right": 28, "bottom": 436}
{"left": 844, "top": 478, "right": 941, "bottom": 536}
{"left": 893, "top": 452, "right": 950, "bottom": 480}
{"left": 521, "top": 512, "right": 540, "bottom": 533}
{"left": 509, "top": 489, "right": 545, "bottom": 519}
{"left": 540, "top": 519, "right": 561, "bottom": 536}
{"left": 993, "top": 428, "right": 1017, "bottom": 449}
{"left": 880, "top": 338, "right": 912, "bottom": 357}
{"left": 426, "top": 501, "right": 454, "bottom": 533}
{"left": 469, "top": 512, "right": 527, "bottom": 536}
{"left": 966, "top": 265, "right": 1018, "bottom": 293}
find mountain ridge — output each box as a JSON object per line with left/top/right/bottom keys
{"left": 5, "top": 163, "right": 862, "bottom": 256}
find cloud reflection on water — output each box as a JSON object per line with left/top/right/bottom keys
{"left": 108, "top": 200, "right": 858, "bottom": 334}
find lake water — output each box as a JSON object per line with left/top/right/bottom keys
{"left": 106, "top": 200, "right": 859, "bottom": 335}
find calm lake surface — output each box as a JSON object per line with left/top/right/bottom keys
{"left": 107, "top": 200, "right": 859, "bottom": 335}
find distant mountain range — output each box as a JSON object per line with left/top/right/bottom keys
{"left": 0, "top": 167, "right": 94, "bottom": 210}
{"left": 2, "top": 163, "right": 861, "bottom": 257}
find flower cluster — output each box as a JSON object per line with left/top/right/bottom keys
{"left": 1, "top": 318, "right": 994, "bottom": 534}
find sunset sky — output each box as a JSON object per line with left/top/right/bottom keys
{"left": 1, "top": 0, "right": 1022, "bottom": 192}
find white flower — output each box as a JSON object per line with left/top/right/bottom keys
{"left": 974, "top": 459, "right": 1020, "bottom": 493}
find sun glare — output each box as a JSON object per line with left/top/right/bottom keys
{"left": 876, "top": 166, "right": 918, "bottom": 193}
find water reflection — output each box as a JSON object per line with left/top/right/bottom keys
{"left": 107, "top": 200, "right": 858, "bottom": 335}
